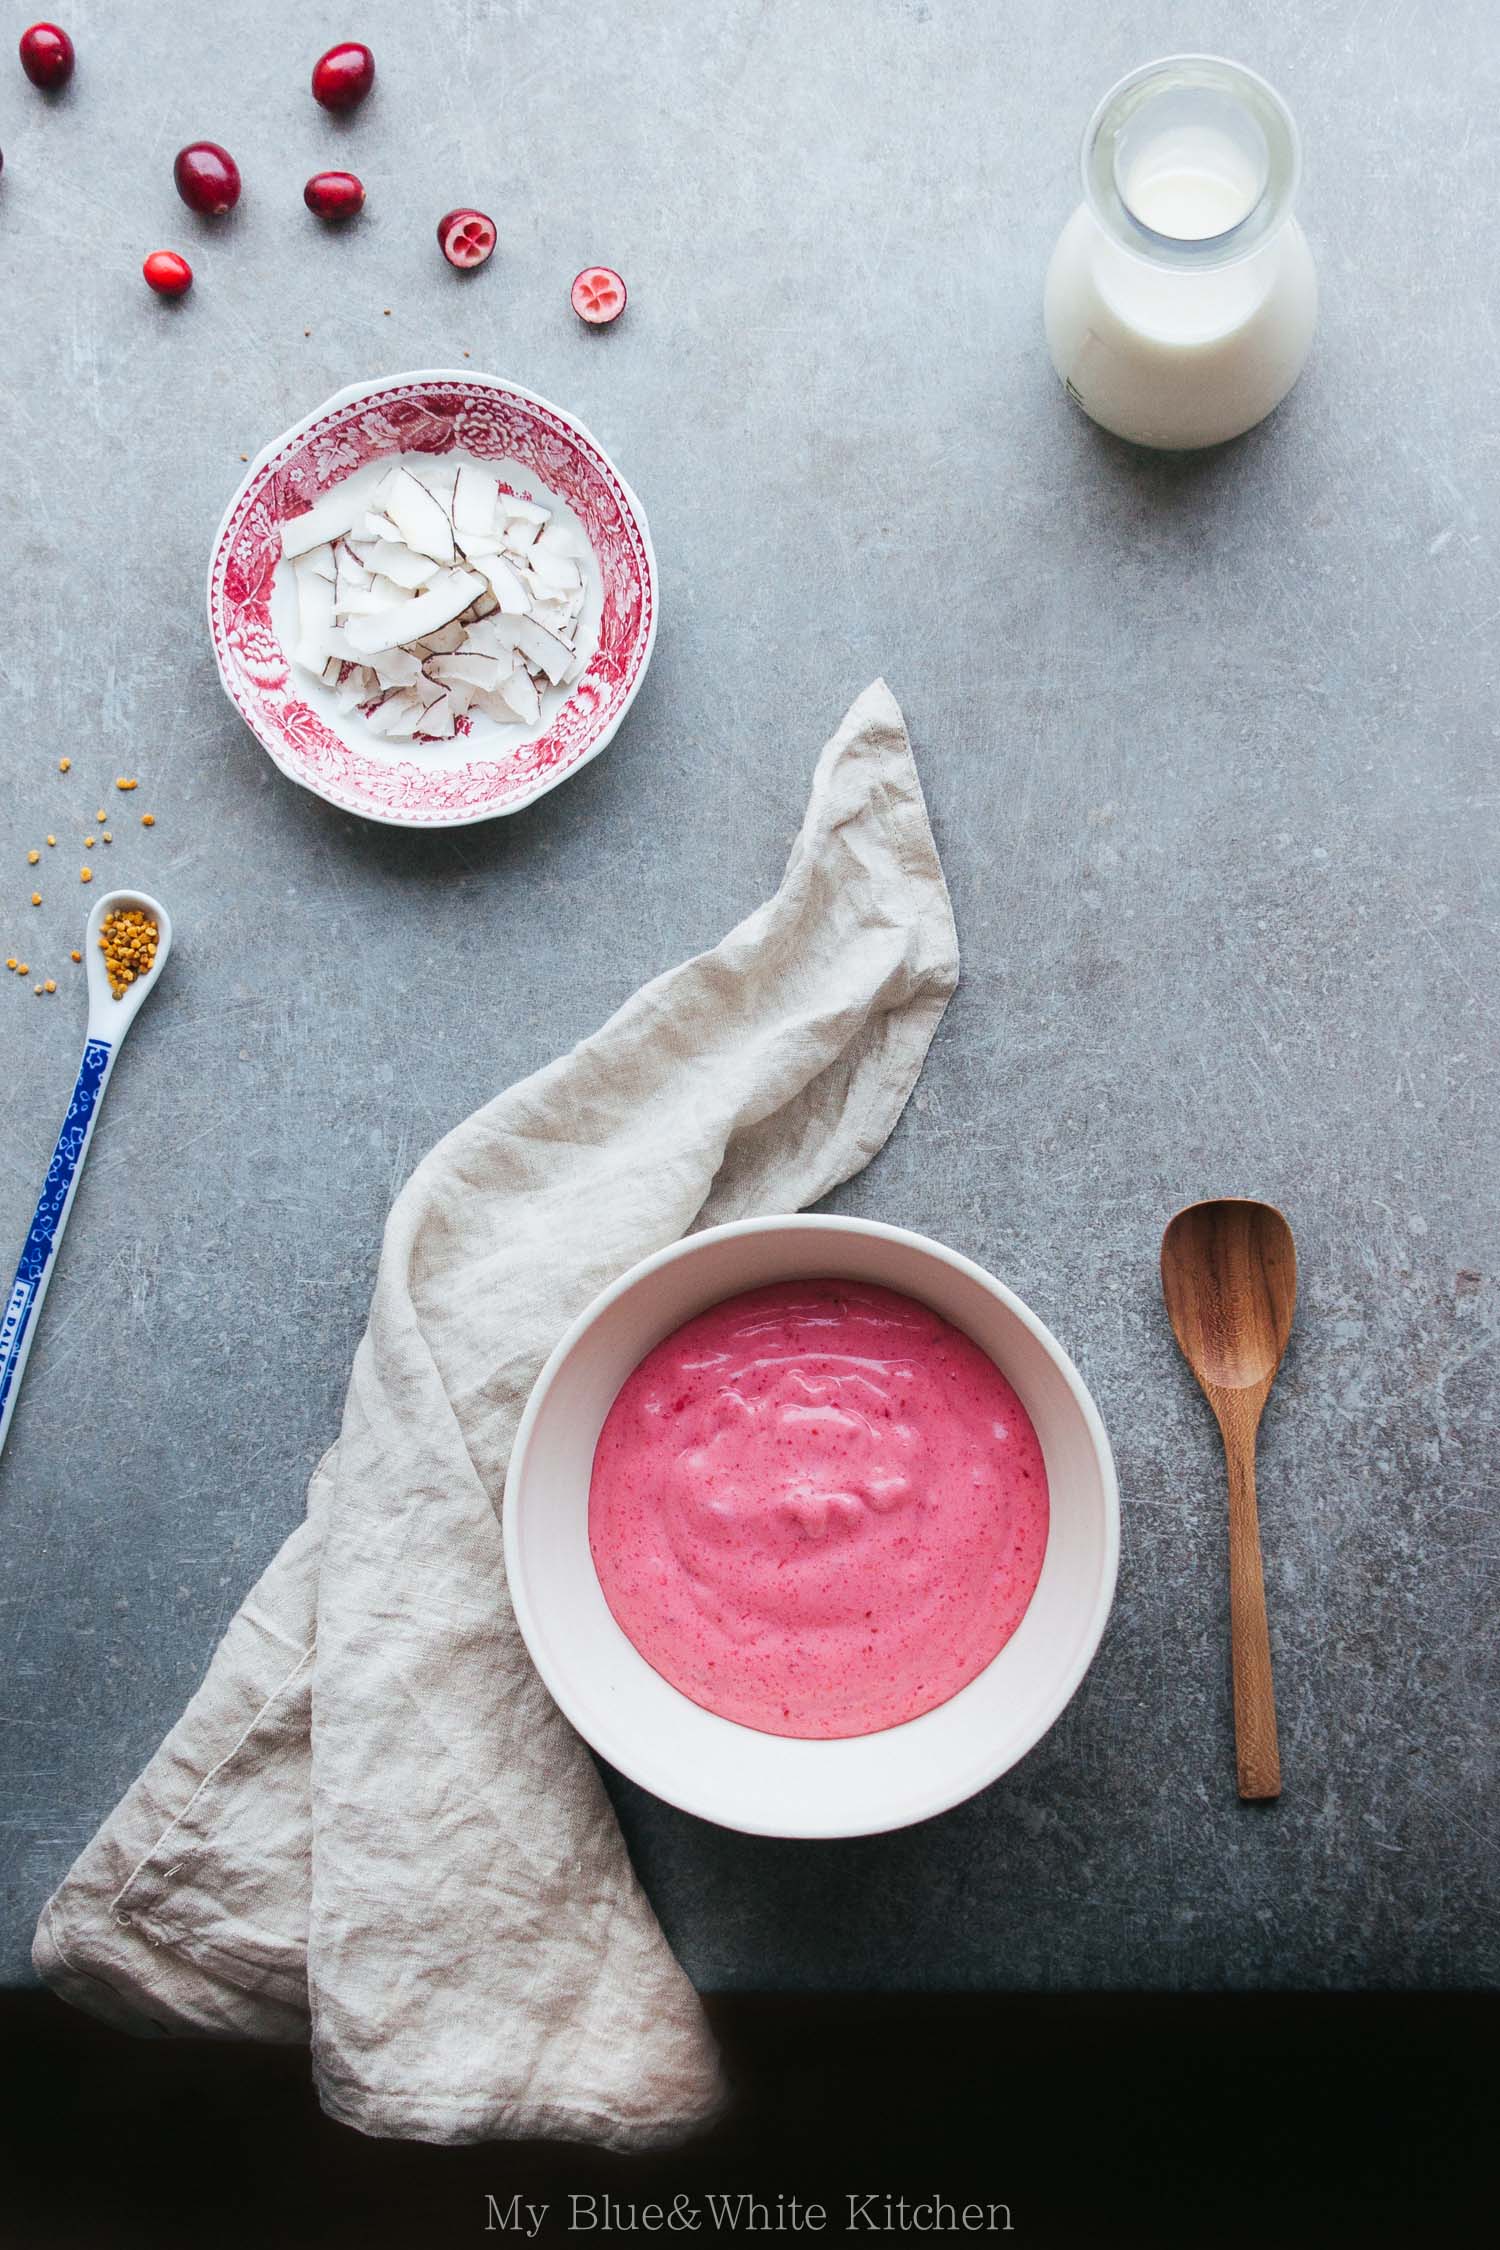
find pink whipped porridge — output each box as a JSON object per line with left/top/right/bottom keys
{"left": 587, "top": 1279, "right": 1049, "bottom": 1739}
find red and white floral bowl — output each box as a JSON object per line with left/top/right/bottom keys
{"left": 206, "top": 371, "right": 657, "bottom": 827}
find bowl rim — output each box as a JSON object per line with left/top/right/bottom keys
{"left": 503, "top": 1213, "right": 1121, "bottom": 1836}
{"left": 204, "top": 367, "right": 659, "bottom": 829}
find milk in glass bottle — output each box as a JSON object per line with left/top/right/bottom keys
{"left": 1045, "top": 55, "right": 1317, "bottom": 450}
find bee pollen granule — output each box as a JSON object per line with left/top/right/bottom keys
{"left": 98, "top": 907, "right": 159, "bottom": 1000}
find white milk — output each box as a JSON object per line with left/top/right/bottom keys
{"left": 1045, "top": 57, "right": 1317, "bottom": 451}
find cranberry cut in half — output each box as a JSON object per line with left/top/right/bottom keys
{"left": 437, "top": 207, "right": 496, "bottom": 270}
{"left": 571, "top": 265, "right": 627, "bottom": 326}
{"left": 19, "top": 22, "right": 73, "bottom": 90}
{"left": 143, "top": 250, "right": 192, "bottom": 297}
{"left": 311, "top": 41, "right": 375, "bottom": 112}
{"left": 174, "top": 142, "right": 241, "bottom": 216}
{"left": 304, "top": 169, "right": 364, "bottom": 220}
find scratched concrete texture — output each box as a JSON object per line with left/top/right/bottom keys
{"left": 1, "top": 0, "right": 1496, "bottom": 1994}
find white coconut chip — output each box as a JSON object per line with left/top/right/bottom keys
{"left": 452, "top": 464, "right": 496, "bottom": 543}
{"left": 506, "top": 615, "right": 575, "bottom": 685}
{"left": 476, "top": 554, "right": 531, "bottom": 613}
{"left": 525, "top": 547, "right": 582, "bottom": 595}
{"left": 496, "top": 669, "right": 542, "bottom": 723}
{"left": 417, "top": 690, "right": 458, "bottom": 738}
{"left": 420, "top": 619, "right": 469, "bottom": 655}
{"left": 383, "top": 469, "right": 456, "bottom": 567}
{"left": 343, "top": 568, "right": 485, "bottom": 654}
{"left": 282, "top": 492, "right": 364, "bottom": 559}
{"left": 426, "top": 650, "right": 508, "bottom": 691}
{"left": 382, "top": 697, "right": 427, "bottom": 740}
{"left": 370, "top": 646, "right": 423, "bottom": 688}
{"left": 363, "top": 690, "right": 423, "bottom": 737}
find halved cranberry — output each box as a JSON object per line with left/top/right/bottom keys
{"left": 19, "top": 22, "right": 73, "bottom": 89}
{"left": 312, "top": 41, "right": 374, "bottom": 112}
{"left": 304, "top": 169, "right": 364, "bottom": 220}
{"left": 571, "top": 265, "right": 627, "bottom": 326}
{"left": 437, "top": 207, "right": 496, "bottom": 270}
{"left": 174, "top": 142, "right": 241, "bottom": 216}
{"left": 143, "top": 250, "right": 193, "bottom": 297}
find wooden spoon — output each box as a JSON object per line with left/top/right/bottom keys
{"left": 1160, "top": 1198, "right": 1297, "bottom": 1801}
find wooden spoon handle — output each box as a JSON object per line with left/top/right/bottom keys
{"left": 1221, "top": 1422, "right": 1281, "bottom": 1800}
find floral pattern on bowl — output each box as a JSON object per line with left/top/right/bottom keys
{"left": 206, "top": 371, "right": 657, "bottom": 827}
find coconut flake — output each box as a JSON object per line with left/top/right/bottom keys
{"left": 344, "top": 568, "right": 485, "bottom": 653}
{"left": 364, "top": 690, "right": 422, "bottom": 737}
{"left": 526, "top": 547, "right": 582, "bottom": 596}
{"left": 452, "top": 464, "right": 497, "bottom": 544}
{"left": 474, "top": 554, "right": 530, "bottom": 613}
{"left": 292, "top": 557, "right": 337, "bottom": 669}
{"left": 384, "top": 469, "right": 457, "bottom": 566}
{"left": 360, "top": 540, "right": 433, "bottom": 590}
{"left": 505, "top": 615, "right": 575, "bottom": 685}
{"left": 418, "top": 689, "right": 458, "bottom": 738}
{"left": 383, "top": 696, "right": 427, "bottom": 740}
{"left": 427, "top": 649, "right": 507, "bottom": 691}
{"left": 370, "top": 646, "right": 423, "bottom": 687}
{"left": 495, "top": 668, "right": 542, "bottom": 723}
{"left": 283, "top": 491, "right": 364, "bottom": 559}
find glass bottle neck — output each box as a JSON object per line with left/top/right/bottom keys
{"left": 1082, "top": 55, "right": 1301, "bottom": 273}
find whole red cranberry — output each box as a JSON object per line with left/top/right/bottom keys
{"left": 19, "top": 23, "right": 74, "bottom": 90}
{"left": 304, "top": 170, "right": 364, "bottom": 220}
{"left": 143, "top": 250, "right": 193, "bottom": 297}
{"left": 174, "top": 142, "right": 241, "bottom": 217}
{"left": 311, "top": 42, "right": 374, "bottom": 112}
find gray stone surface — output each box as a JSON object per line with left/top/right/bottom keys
{"left": 1, "top": 0, "right": 1496, "bottom": 1994}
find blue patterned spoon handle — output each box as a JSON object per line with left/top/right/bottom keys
{"left": 0, "top": 1035, "right": 117, "bottom": 1462}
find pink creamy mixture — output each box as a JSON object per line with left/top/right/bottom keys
{"left": 588, "top": 1280, "right": 1049, "bottom": 1739}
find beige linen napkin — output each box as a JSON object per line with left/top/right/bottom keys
{"left": 33, "top": 679, "right": 959, "bottom": 2149}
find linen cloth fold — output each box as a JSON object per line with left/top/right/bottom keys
{"left": 33, "top": 679, "right": 959, "bottom": 2149}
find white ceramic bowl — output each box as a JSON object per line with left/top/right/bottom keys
{"left": 504, "top": 1216, "right": 1119, "bottom": 1837}
{"left": 206, "top": 370, "right": 657, "bottom": 827}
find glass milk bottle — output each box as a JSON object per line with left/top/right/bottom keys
{"left": 1044, "top": 55, "right": 1317, "bottom": 450}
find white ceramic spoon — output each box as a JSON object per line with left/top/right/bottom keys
{"left": 0, "top": 889, "right": 173, "bottom": 1462}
